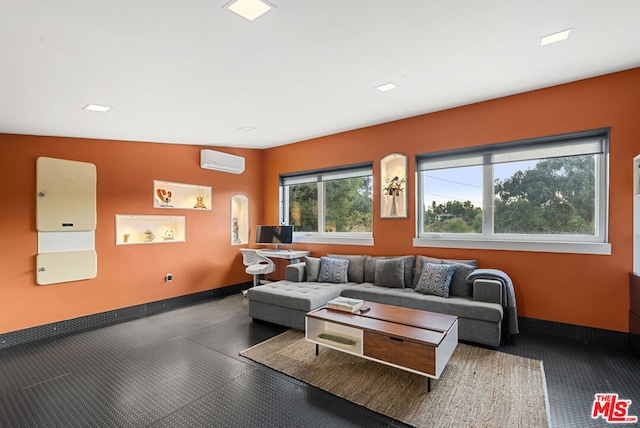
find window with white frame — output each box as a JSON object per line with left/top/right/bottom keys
{"left": 415, "top": 129, "right": 610, "bottom": 254}
{"left": 280, "top": 163, "right": 373, "bottom": 245}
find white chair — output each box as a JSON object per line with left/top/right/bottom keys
{"left": 240, "top": 249, "right": 276, "bottom": 287}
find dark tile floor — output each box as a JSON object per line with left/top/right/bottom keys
{"left": 0, "top": 293, "right": 638, "bottom": 427}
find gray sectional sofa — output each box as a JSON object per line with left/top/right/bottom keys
{"left": 247, "top": 254, "right": 518, "bottom": 347}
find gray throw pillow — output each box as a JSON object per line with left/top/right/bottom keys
{"left": 364, "top": 256, "right": 377, "bottom": 283}
{"left": 305, "top": 256, "right": 321, "bottom": 282}
{"left": 443, "top": 260, "right": 478, "bottom": 297}
{"left": 365, "top": 255, "right": 415, "bottom": 287}
{"left": 318, "top": 257, "right": 349, "bottom": 284}
{"left": 374, "top": 258, "right": 405, "bottom": 288}
{"left": 415, "top": 262, "right": 457, "bottom": 298}
{"left": 327, "top": 254, "right": 366, "bottom": 283}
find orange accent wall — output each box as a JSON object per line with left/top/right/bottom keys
{"left": 0, "top": 135, "right": 263, "bottom": 334}
{"left": 2, "top": 68, "right": 638, "bottom": 336}
{"left": 263, "top": 67, "right": 640, "bottom": 333}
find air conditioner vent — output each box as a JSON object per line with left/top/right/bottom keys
{"left": 200, "top": 149, "right": 245, "bottom": 174}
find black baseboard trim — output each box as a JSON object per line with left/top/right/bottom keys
{"left": 518, "top": 316, "right": 630, "bottom": 348}
{"left": 3, "top": 294, "right": 631, "bottom": 351}
{"left": 0, "top": 282, "right": 252, "bottom": 350}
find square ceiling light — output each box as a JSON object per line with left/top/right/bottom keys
{"left": 82, "top": 104, "right": 112, "bottom": 112}
{"left": 227, "top": 0, "right": 272, "bottom": 21}
{"left": 375, "top": 82, "right": 398, "bottom": 92}
{"left": 540, "top": 28, "right": 573, "bottom": 46}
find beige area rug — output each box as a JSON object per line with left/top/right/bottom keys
{"left": 241, "top": 330, "right": 550, "bottom": 428}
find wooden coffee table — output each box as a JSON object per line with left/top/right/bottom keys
{"left": 305, "top": 301, "right": 458, "bottom": 391}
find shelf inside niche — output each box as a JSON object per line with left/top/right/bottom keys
{"left": 115, "top": 214, "right": 185, "bottom": 245}
{"left": 154, "top": 180, "right": 211, "bottom": 210}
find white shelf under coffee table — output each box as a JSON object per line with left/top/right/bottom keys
{"left": 305, "top": 301, "right": 458, "bottom": 392}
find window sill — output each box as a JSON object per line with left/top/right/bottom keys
{"left": 413, "top": 237, "right": 611, "bottom": 255}
{"left": 293, "top": 234, "right": 374, "bottom": 246}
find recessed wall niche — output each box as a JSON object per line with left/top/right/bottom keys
{"left": 153, "top": 180, "right": 212, "bottom": 210}
{"left": 115, "top": 215, "right": 186, "bottom": 245}
{"left": 231, "top": 194, "right": 249, "bottom": 245}
{"left": 380, "top": 153, "right": 408, "bottom": 218}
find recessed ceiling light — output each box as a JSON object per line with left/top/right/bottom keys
{"left": 82, "top": 104, "right": 112, "bottom": 113}
{"left": 375, "top": 82, "right": 398, "bottom": 92}
{"left": 227, "top": 0, "right": 272, "bottom": 21}
{"left": 540, "top": 28, "right": 573, "bottom": 46}
{"left": 238, "top": 126, "right": 256, "bottom": 131}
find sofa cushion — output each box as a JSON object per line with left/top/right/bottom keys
{"left": 305, "top": 256, "right": 321, "bottom": 282}
{"left": 443, "top": 260, "right": 478, "bottom": 297}
{"left": 327, "top": 254, "right": 366, "bottom": 283}
{"left": 340, "top": 283, "right": 503, "bottom": 323}
{"left": 415, "top": 262, "right": 457, "bottom": 297}
{"left": 247, "top": 281, "right": 349, "bottom": 312}
{"left": 318, "top": 257, "right": 349, "bottom": 284}
{"left": 374, "top": 258, "right": 405, "bottom": 288}
{"left": 365, "top": 255, "right": 415, "bottom": 287}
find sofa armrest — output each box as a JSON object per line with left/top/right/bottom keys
{"left": 472, "top": 278, "right": 503, "bottom": 304}
{"left": 285, "top": 262, "right": 306, "bottom": 282}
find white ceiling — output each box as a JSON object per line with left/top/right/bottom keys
{"left": 1, "top": 1, "right": 640, "bottom": 149}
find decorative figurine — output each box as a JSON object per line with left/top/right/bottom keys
{"left": 383, "top": 176, "right": 407, "bottom": 217}
{"left": 162, "top": 230, "right": 175, "bottom": 241}
{"left": 194, "top": 194, "right": 207, "bottom": 209}
{"left": 143, "top": 230, "right": 155, "bottom": 242}
{"left": 123, "top": 233, "right": 130, "bottom": 243}
{"left": 383, "top": 176, "right": 406, "bottom": 196}
{"left": 232, "top": 217, "right": 240, "bottom": 244}
{"left": 157, "top": 188, "right": 172, "bottom": 205}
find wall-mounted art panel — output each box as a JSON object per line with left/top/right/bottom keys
{"left": 380, "top": 153, "right": 408, "bottom": 218}
{"left": 36, "top": 157, "right": 97, "bottom": 231}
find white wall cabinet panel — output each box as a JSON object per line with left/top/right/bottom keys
{"left": 38, "top": 230, "right": 95, "bottom": 254}
{"left": 36, "top": 250, "right": 97, "bottom": 285}
{"left": 36, "top": 157, "right": 97, "bottom": 231}
{"left": 36, "top": 157, "right": 97, "bottom": 285}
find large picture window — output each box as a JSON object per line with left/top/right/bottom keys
{"left": 416, "top": 130, "right": 610, "bottom": 254}
{"left": 281, "top": 163, "right": 374, "bottom": 245}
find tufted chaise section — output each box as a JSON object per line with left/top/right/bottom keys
{"left": 247, "top": 280, "right": 354, "bottom": 330}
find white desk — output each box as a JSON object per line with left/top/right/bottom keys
{"left": 257, "top": 249, "right": 310, "bottom": 264}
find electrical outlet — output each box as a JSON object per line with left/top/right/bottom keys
{"left": 165, "top": 273, "right": 173, "bottom": 282}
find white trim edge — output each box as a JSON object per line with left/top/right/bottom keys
{"left": 413, "top": 237, "right": 611, "bottom": 255}
{"left": 294, "top": 235, "right": 374, "bottom": 246}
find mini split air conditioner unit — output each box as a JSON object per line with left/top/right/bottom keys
{"left": 200, "top": 149, "right": 245, "bottom": 174}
